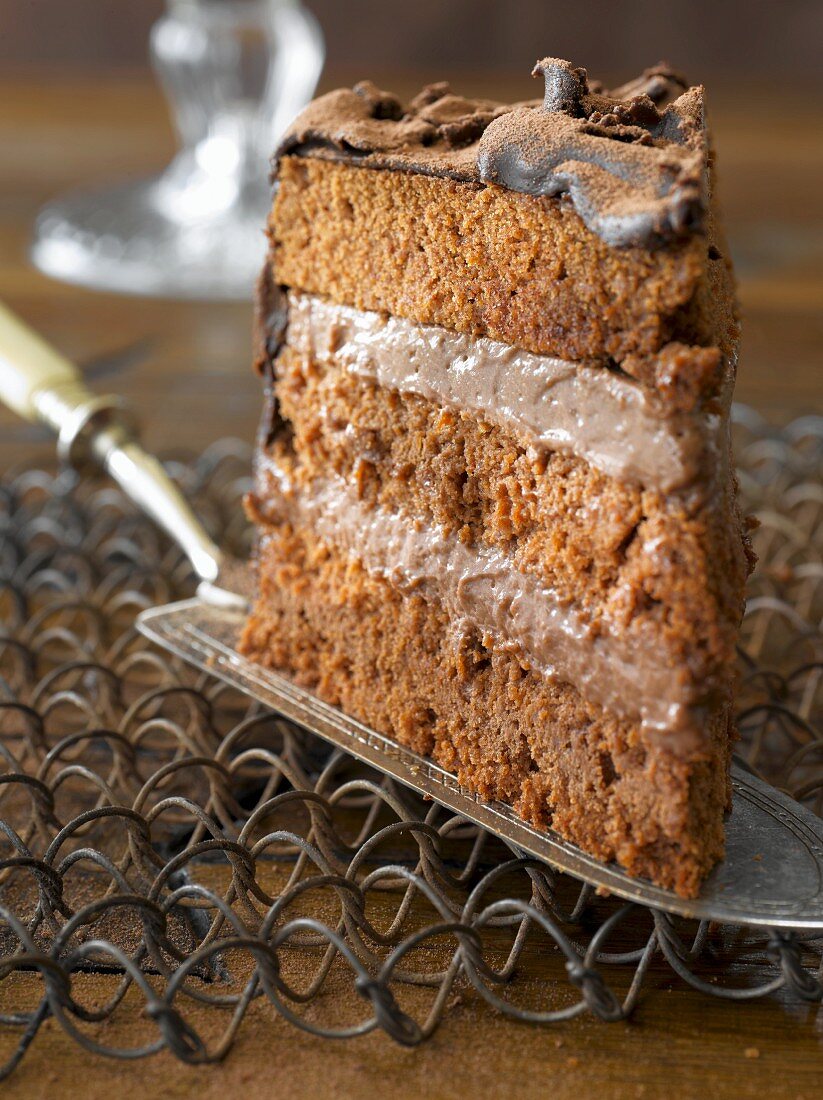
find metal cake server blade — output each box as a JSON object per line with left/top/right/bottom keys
{"left": 2, "top": 301, "right": 823, "bottom": 928}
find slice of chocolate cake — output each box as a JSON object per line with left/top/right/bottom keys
{"left": 240, "top": 58, "right": 752, "bottom": 897}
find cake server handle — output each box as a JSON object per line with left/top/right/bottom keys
{"left": 0, "top": 301, "right": 229, "bottom": 592}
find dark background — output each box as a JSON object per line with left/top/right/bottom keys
{"left": 2, "top": 0, "right": 822, "bottom": 88}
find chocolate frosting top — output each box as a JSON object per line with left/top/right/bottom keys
{"left": 275, "top": 57, "right": 708, "bottom": 249}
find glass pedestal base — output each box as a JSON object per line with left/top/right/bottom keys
{"left": 30, "top": 0, "right": 324, "bottom": 302}
{"left": 31, "top": 176, "right": 267, "bottom": 302}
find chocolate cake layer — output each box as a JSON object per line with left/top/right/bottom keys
{"left": 270, "top": 155, "right": 712, "bottom": 370}
{"left": 268, "top": 340, "right": 746, "bottom": 688}
{"left": 248, "top": 458, "right": 725, "bottom": 749}
{"left": 285, "top": 292, "right": 725, "bottom": 492}
{"left": 240, "top": 518, "right": 731, "bottom": 897}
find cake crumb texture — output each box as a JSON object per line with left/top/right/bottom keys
{"left": 240, "top": 520, "right": 731, "bottom": 898}
{"left": 264, "top": 348, "right": 747, "bottom": 688}
{"left": 271, "top": 157, "right": 710, "bottom": 370}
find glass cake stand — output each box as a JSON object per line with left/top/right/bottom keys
{"left": 30, "top": 0, "right": 324, "bottom": 301}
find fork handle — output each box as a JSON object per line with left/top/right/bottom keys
{"left": 0, "top": 301, "right": 80, "bottom": 421}
{"left": 0, "top": 301, "right": 131, "bottom": 464}
{"left": 0, "top": 301, "right": 225, "bottom": 587}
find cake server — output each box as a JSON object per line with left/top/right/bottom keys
{"left": 2, "top": 303, "right": 822, "bottom": 929}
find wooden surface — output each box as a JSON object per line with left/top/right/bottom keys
{"left": 0, "top": 73, "right": 821, "bottom": 1099}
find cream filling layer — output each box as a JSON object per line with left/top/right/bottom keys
{"left": 255, "top": 459, "right": 711, "bottom": 753}
{"left": 284, "top": 291, "right": 712, "bottom": 493}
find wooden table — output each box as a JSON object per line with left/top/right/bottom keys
{"left": 0, "top": 72, "right": 821, "bottom": 1099}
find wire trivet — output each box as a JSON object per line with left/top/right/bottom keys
{"left": 0, "top": 407, "right": 821, "bottom": 1075}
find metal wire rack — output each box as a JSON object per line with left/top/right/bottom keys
{"left": 0, "top": 407, "right": 821, "bottom": 1076}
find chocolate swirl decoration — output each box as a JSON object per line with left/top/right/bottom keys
{"left": 476, "top": 58, "right": 707, "bottom": 248}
